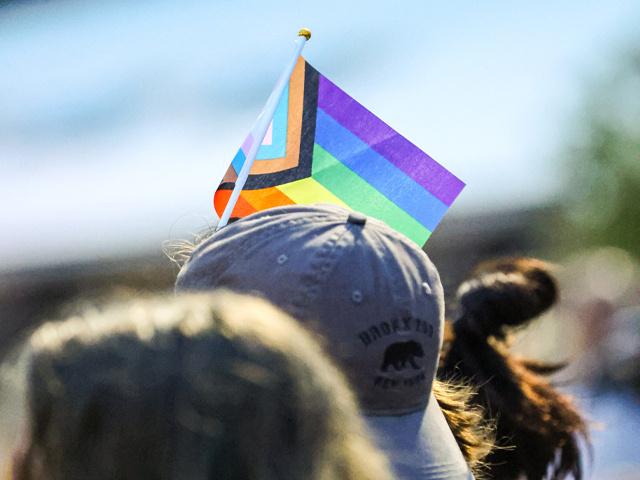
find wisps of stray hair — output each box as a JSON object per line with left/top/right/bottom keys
{"left": 432, "top": 379, "right": 495, "bottom": 478}
{"left": 163, "top": 228, "right": 216, "bottom": 269}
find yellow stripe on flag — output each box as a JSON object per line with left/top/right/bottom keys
{"left": 276, "top": 177, "right": 349, "bottom": 208}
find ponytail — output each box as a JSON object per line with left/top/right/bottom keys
{"left": 440, "top": 258, "right": 589, "bottom": 480}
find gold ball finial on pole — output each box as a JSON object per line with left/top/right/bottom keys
{"left": 298, "top": 28, "right": 312, "bottom": 41}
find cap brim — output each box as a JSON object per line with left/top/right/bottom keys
{"left": 365, "top": 393, "right": 472, "bottom": 480}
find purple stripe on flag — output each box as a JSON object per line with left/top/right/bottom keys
{"left": 317, "top": 76, "right": 465, "bottom": 206}
{"left": 240, "top": 133, "right": 254, "bottom": 156}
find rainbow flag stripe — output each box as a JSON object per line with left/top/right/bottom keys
{"left": 215, "top": 57, "right": 465, "bottom": 245}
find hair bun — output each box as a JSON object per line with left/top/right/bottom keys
{"left": 456, "top": 258, "right": 558, "bottom": 338}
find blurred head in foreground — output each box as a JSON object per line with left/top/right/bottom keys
{"left": 175, "top": 204, "right": 493, "bottom": 479}
{"left": 12, "top": 291, "right": 393, "bottom": 480}
{"left": 441, "top": 258, "right": 590, "bottom": 480}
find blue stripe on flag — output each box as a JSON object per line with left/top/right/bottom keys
{"left": 231, "top": 148, "right": 245, "bottom": 175}
{"left": 314, "top": 108, "right": 448, "bottom": 231}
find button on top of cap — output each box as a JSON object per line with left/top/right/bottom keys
{"left": 347, "top": 212, "right": 367, "bottom": 226}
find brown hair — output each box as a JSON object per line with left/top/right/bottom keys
{"left": 439, "top": 258, "right": 590, "bottom": 480}
{"left": 15, "top": 292, "right": 394, "bottom": 480}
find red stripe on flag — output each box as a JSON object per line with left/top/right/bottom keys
{"left": 213, "top": 190, "right": 257, "bottom": 218}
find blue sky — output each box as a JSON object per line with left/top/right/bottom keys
{"left": 1, "top": 0, "right": 639, "bottom": 270}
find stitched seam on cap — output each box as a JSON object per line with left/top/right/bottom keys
{"left": 367, "top": 227, "right": 409, "bottom": 311}
{"left": 238, "top": 215, "right": 334, "bottom": 258}
{"left": 291, "top": 224, "right": 354, "bottom": 313}
{"left": 190, "top": 215, "right": 334, "bottom": 281}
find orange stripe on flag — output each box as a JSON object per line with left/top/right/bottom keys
{"left": 214, "top": 189, "right": 257, "bottom": 218}
{"left": 250, "top": 57, "right": 305, "bottom": 174}
{"left": 241, "top": 187, "right": 296, "bottom": 210}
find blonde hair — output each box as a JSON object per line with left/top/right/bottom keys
{"left": 16, "top": 291, "right": 394, "bottom": 480}
{"left": 431, "top": 379, "right": 495, "bottom": 478}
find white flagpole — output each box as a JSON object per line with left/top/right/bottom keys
{"left": 216, "top": 28, "right": 311, "bottom": 230}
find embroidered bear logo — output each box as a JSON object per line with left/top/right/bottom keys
{"left": 380, "top": 341, "right": 424, "bottom": 372}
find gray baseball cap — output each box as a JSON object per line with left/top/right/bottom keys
{"left": 176, "top": 204, "right": 471, "bottom": 478}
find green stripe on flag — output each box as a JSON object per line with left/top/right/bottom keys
{"left": 311, "top": 144, "right": 431, "bottom": 245}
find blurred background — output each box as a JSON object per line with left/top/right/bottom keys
{"left": 1, "top": 0, "right": 639, "bottom": 476}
